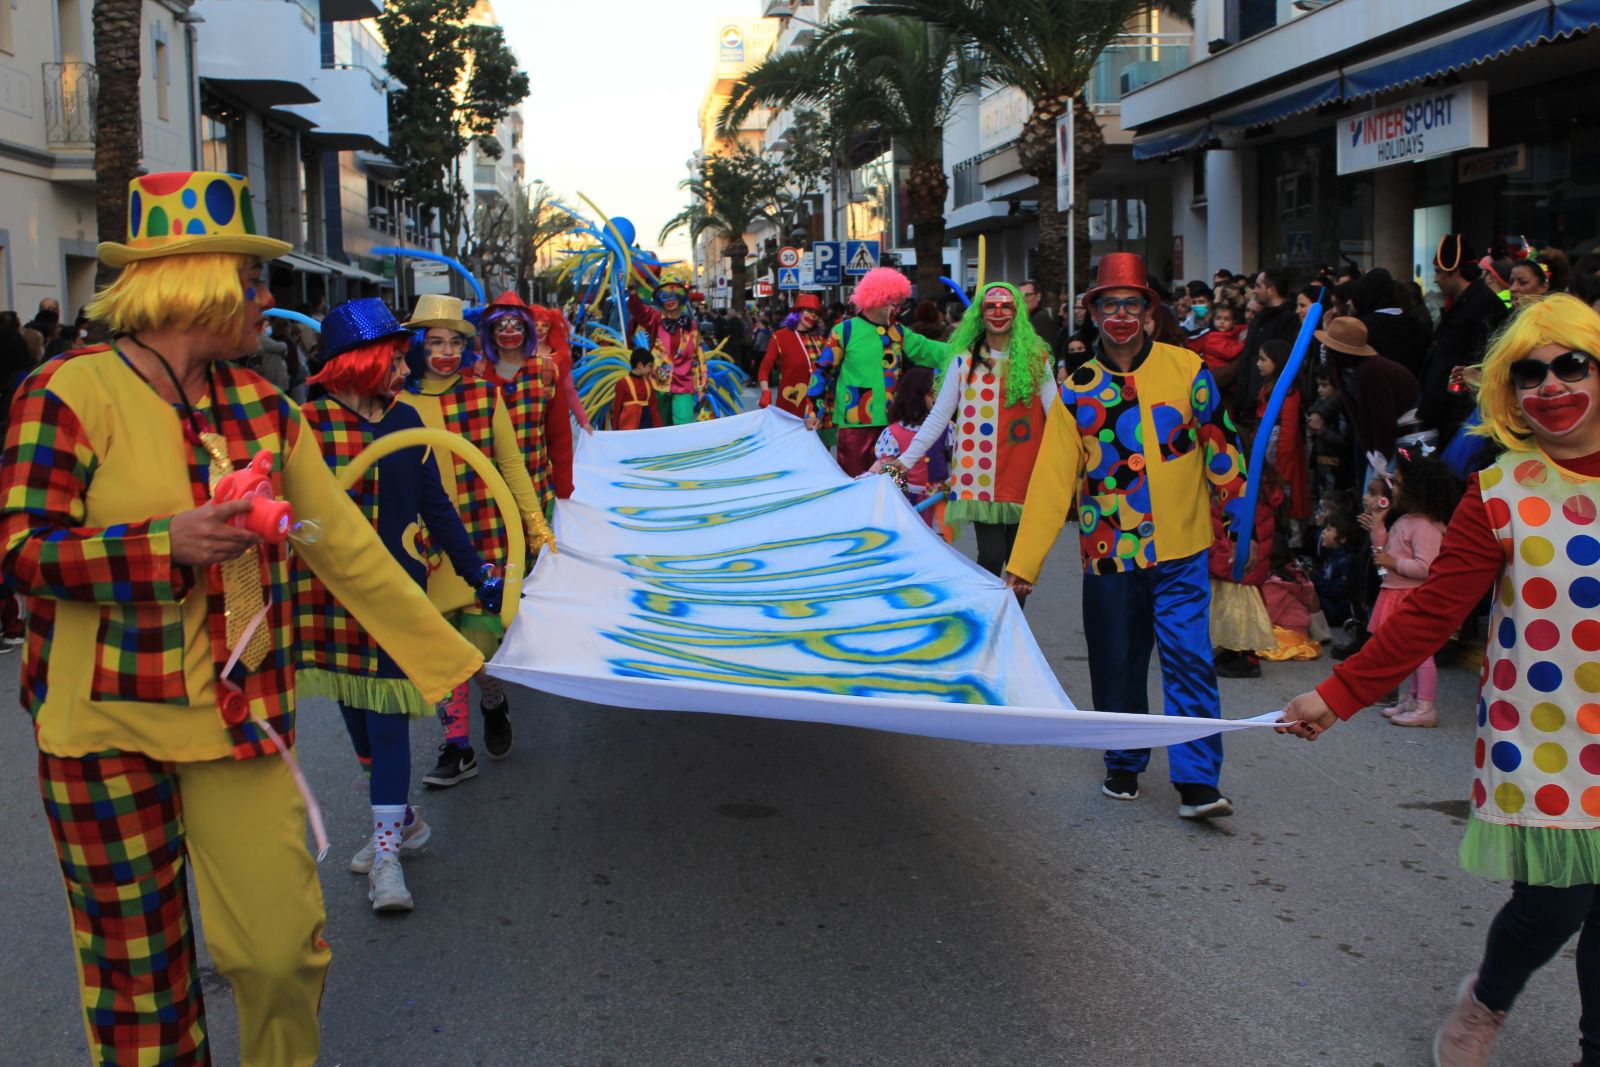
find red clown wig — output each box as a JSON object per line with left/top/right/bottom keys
{"left": 307, "top": 335, "right": 409, "bottom": 397}
{"left": 531, "top": 305, "right": 571, "bottom": 366}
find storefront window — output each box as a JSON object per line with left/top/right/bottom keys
{"left": 1257, "top": 134, "right": 1373, "bottom": 281}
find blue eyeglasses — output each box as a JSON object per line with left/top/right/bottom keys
{"left": 1095, "top": 296, "right": 1149, "bottom": 316}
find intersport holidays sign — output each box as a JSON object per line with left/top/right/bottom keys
{"left": 1336, "top": 82, "right": 1488, "bottom": 175}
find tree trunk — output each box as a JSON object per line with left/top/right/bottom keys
{"left": 92, "top": 0, "right": 145, "bottom": 290}
{"left": 905, "top": 157, "right": 949, "bottom": 301}
{"left": 1018, "top": 92, "right": 1069, "bottom": 300}
{"left": 726, "top": 236, "right": 749, "bottom": 312}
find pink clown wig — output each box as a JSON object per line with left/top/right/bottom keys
{"left": 849, "top": 267, "right": 911, "bottom": 312}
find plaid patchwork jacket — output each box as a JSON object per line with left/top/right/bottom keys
{"left": 0, "top": 346, "right": 481, "bottom": 762}
{"left": 473, "top": 353, "right": 573, "bottom": 511}
{"left": 398, "top": 375, "right": 542, "bottom": 613}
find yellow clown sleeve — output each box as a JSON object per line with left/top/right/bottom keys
{"left": 1007, "top": 399, "right": 1086, "bottom": 583}
{"left": 282, "top": 422, "right": 482, "bottom": 703}
{"left": 491, "top": 395, "right": 543, "bottom": 519}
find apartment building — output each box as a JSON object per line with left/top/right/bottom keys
{"left": 0, "top": 0, "right": 200, "bottom": 319}
{"left": 1123, "top": 0, "right": 1600, "bottom": 288}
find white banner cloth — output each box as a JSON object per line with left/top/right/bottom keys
{"left": 490, "top": 409, "right": 1280, "bottom": 748}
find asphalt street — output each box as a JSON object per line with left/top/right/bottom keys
{"left": 1, "top": 527, "right": 1583, "bottom": 1066}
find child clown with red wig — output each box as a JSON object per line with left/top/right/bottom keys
{"left": 294, "top": 299, "right": 501, "bottom": 913}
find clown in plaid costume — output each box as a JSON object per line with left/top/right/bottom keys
{"left": 2, "top": 172, "right": 482, "bottom": 1066}
{"left": 470, "top": 290, "right": 574, "bottom": 515}
{"left": 294, "top": 300, "right": 498, "bottom": 912}
{"left": 397, "top": 294, "right": 543, "bottom": 781}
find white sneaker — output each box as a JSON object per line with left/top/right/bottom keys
{"left": 349, "top": 811, "right": 432, "bottom": 874}
{"left": 368, "top": 852, "right": 413, "bottom": 912}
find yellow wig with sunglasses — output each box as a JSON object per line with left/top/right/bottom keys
{"left": 1475, "top": 293, "right": 1600, "bottom": 452}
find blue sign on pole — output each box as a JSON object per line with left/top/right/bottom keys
{"left": 844, "top": 240, "right": 881, "bottom": 276}
{"left": 812, "top": 241, "right": 842, "bottom": 285}
{"left": 777, "top": 267, "right": 801, "bottom": 289}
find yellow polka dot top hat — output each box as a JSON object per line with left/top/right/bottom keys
{"left": 98, "top": 171, "right": 291, "bottom": 267}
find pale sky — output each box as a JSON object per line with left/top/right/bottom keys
{"left": 498, "top": 0, "right": 762, "bottom": 269}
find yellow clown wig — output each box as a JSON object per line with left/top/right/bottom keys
{"left": 86, "top": 252, "right": 257, "bottom": 336}
{"left": 1475, "top": 292, "right": 1600, "bottom": 452}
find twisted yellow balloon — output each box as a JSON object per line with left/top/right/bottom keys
{"left": 337, "top": 428, "right": 549, "bottom": 628}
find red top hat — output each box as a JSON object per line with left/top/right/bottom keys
{"left": 792, "top": 292, "right": 822, "bottom": 311}
{"left": 1085, "top": 252, "right": 1158, "bottom": 306}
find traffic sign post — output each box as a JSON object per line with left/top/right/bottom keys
{"left": 812, "top": 241, "right": 842, "bottom": 285}
{"left": 777, "top": 267, "right": 801, "bottom": 290}
{"left": 844, "top": 240, "right": 880, "bottom": 276}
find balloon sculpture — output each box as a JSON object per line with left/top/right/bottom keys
{"left": 553, "top": 194, "right": 745, "bottom": 427}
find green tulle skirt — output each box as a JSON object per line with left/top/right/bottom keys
{"left": 455, "top": 609, "right": 506, "bottom": 658}
{"left": 298, "top": 668, "right": 431, "bottom": 717}
{"left": 945, "top": 498, "right": 1023, "bottom": 526}
{"left": 1459, "top": 816, "right": 1600, "bottom": 887}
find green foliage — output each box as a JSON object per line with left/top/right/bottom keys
{"left": 659, "top": 145, "right": 783, "bottom": 248}
{"left": 861, "top": 0, "right": 1193, "bottom": 104}
{"left": 377, "top": 0, "right": 530, "bottom": 255}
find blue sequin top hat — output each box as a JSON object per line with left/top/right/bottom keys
{"left": 321, "top": 298, "right": 411, "bottom": 360}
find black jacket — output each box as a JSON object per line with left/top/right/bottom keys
{"left": 1359, "top": 310, "right": 1432, "bottom": 380}
{"left": 1418, "top": 279, "right": 1509, "bottom": 435}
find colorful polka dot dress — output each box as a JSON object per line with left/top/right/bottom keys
{"left": 1470, "top": 452, "right": 1600, "bottom": 881}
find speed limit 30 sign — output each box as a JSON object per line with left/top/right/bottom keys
{"left": 777, "top": 246, "right": 801, "bottom": 269}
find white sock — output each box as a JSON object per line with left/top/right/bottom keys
{"left": 372, "top": 804, "right": 407, "bottom": 859}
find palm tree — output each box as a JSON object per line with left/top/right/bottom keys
{"left": 660, "top": 145, "right": 783, "bottom": 311}
{"left": 720, "top": 15, "right": 987, "bottom": 300}
{"left": 865, "top": 0, "right": 1193, "bottom": 299}
{"left": 93, "top": 0, "right": 145, "bottom": 289}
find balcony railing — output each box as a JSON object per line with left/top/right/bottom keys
{"left": 44, "top": 61, "right": 97, "bottom": 146}
{"left": 1087, "top": 34, "right": 1191, "bottom": 107}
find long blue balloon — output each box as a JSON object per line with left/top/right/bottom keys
{"left": 263, "top": 308, "right": 320, "bottom": 332}
{"left": 1232, "top": 295, "right": 1323, "bottom": 580}
{"left": 371, "top": 247, "right": 485, "bottom": 306}
{"left": 940, "top": 277, "right": 971, "bottom": 308}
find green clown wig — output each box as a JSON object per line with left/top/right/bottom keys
{"left": 941, "top": 281, "right": 1053, "bottom": 408}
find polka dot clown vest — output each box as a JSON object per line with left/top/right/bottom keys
{"left": 1476, "top": 452, "right": 1600, "bottom": 830}
{"left": 949, "top": 351, "right": 1045, "bottom": 510}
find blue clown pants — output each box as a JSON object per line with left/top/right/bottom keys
{"left": 1081, "top": 550, "right": 1224, "bottom": 786}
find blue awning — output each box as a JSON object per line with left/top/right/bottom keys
{"left": 1344, "top": 0, "right": 1600, "bottom": 99}
{"left": 1213, "top": 77, "right": 1343, "bottom": 130}
{"left": 1131, "top": 122, "right": 1215, "bottom": 162}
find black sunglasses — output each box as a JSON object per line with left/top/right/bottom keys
{"left": 1508, "top": 350, "right": 1596, "bottom": 390}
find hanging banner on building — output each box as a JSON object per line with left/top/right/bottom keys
{"left": 489, "top": 410, "right": 1279, "bottom": 749}
{"left": 979, "top": 85, "right": 1030, "bottom": 152}
{"left": 1336, "top": 81, "right": 1488, "bottom": 176}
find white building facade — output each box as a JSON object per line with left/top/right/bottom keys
{"left": 0, "top": 0, "right": 201, "bottom": 319}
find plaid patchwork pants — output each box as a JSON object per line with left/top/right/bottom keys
{"left": 39, "top": 750, "right": 330, "bottom": 1066}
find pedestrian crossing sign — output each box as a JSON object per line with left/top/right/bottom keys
{"left": 844, "top": 240, "right": 880, "bottom": 276}
{"left": 777, "top": 267, "right": 801, "bottom": 289}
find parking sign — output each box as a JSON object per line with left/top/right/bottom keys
{"left": 812, "top": 241, "right": 842, "bottom": 285}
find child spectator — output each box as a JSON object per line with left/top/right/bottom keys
{"left": 1368, "top": 455, "right": 1460, "bottom": 727}
{"left": 1313, "top": 512, "right": 1357, "bottom": 629}
{"left": 1210, "top": 468, "right": 1283, "bottom": 678}
{"left": 1187, "top": 302, "right": 1245, "bottom": 377}
{"left": 1308, "top": 370, "right": 1349, "bottom": 495}
{"left": 1255, "top": 338, "right": 1311, "bottom": 527}
{"left": 873, "top": 366, "right": 943, "bottom": 528}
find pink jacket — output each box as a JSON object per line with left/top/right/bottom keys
{"left": 1371, "top": 512, "right": 1446, "bottom": 590}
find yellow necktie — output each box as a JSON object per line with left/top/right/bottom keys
{"left": 200, "top": 432, "right": 272, "bottom": 672}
